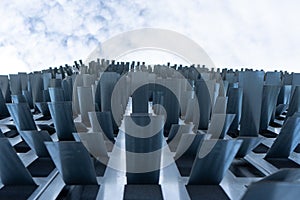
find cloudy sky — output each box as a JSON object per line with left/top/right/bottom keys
{"left": 0, "top": 0, "right": 300, "bottom": 74}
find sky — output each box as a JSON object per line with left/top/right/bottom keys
{"left": 0, "top": 0, "right": 300, "bottom": 74}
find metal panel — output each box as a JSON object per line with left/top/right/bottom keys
{"left": 260, "top": 85, "right": 281, "bottom": 131}
{"left": 188, "top": 139, "right": 242, "bottom": 185}
{"left": 19, "top": 130, "right": 52, "bottom": 157}
{"left": 6, "top": 103, "right": 37, "bottom": 131}
{"left": 266, "top": 117, "right": 300, "bottom": 158}
{"left": 124, "top": 114, "right": 164, "bottom": 184}
{"left": 239, "top": 71, "right": 264, "bottom": 137}
{"left": 48, "top": 102, "right": 76, "bottom": 141}
{"left": 45, "top": 141, "right": 98, "bottom": 185}
{"left": 0, "top": 138, "right": 36, "bottom": 185}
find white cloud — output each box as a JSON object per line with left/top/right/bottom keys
{"left": 0, "top": 0, "right": 147, "bottom": 74}
{"left": 0, "top": 0, "right": 300, "bottom": 74}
